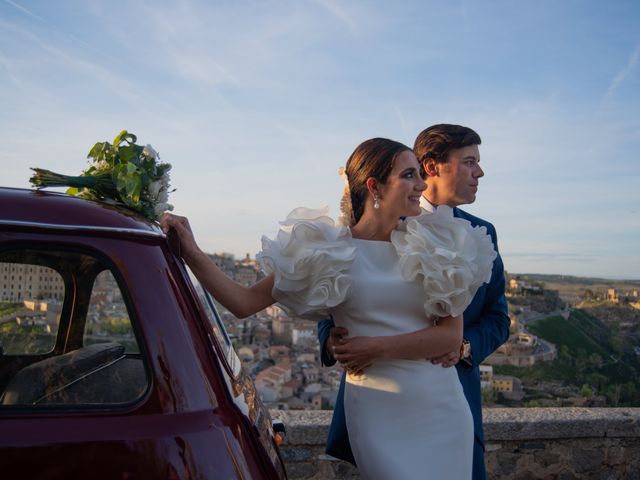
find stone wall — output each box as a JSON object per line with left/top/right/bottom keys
{"left": 270, "top": 408, "right": 640, "bottom": 479}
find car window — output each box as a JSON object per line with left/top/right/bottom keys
{"left": 188, "top": 269, "right": 242, "bottom": 377}
{"left": 83, "top": 270, "right": 139, "bottom": 354}
{"left": 0, "top": 263, "right": 62, "bottom": 355}
{"left": 0, "top": 248, "right": 149, "bottom": 408}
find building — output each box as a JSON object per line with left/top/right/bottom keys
{"left": 292, "top": 321, "right": 317, "bottom": 348}
{"left": 237, "top": 346, "right": 255, "bottom": 366}
{"left": 255, "top": 361, "right": 292, "bottom": 402}
{"left": 269, "top": 345, "right": 291, "bottom": 362}
{"left": 207, "top": 253, "right": 236, "bottom": 276}
{"left": 492, "top": 375, "right": 524, "bottom": 401}
{"left": 515, "top": 333, "right": 537, "bottom": 347}
{"left": 1, "top": 263, "right": 65, "bottom": 302}
{"left": 301, "top": 364, "right": 319, "bottom": 384}
{"left": 509, "top": 314, "right": 519, "bottom": 333}
{"left": 272, "top": 313, "right": 293, "bottom": 344}
{"left": 480, "top": 365, "right": 494, "bottom": 390}
{"left": 235, "top": 265, "right": 258, "bottom": 287}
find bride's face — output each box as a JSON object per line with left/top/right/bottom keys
{"left": 377, "top": 151, "right": 426, "bottom": 218}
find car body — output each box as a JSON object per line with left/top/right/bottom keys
{"left": 0, "top": 187, "right": 286, "bottom": 479}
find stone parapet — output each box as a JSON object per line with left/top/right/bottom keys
{"left": 270, "top": 408, "right": 640, "bottom": 479}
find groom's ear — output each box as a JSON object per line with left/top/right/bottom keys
{"left": 422, "top": 159, "right": 439, "bottom": 177}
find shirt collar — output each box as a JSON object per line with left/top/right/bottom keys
{"left": 420, "top": 196, "right": 437, "bottom": 213}
{"left": 419, "top": 196, "right": 456, "bottom": 218}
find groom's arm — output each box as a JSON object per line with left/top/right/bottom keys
{"left": 318, "top": 316, "right": 337, "bottom": 367}
{"left": 462, "top": 226, "right": 510, "bottom": 366}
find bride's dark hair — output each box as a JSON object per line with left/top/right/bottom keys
{"left": 340, "top": 138, "right": 412, "bottom": 226}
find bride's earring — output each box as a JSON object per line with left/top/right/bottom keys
{"left": 374, "top": 195, "right": 380, "bottom": 209}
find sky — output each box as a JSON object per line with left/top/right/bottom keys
{"left": 1, "top": 0, "right": 639, "bottom": 280}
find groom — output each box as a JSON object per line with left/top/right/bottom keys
{"left": 317, "top": 124, "right": 510, "bottom": 480}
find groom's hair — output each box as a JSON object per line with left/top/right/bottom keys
{"left": 414, "top": 124, "right": 481, "bottom": 164}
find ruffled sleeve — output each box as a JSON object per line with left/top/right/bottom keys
{"left": 257, "top": 207, "right": 356, "bottom": 319}
{"left": 391, "top": 206, "right": 497, "bottom": 318}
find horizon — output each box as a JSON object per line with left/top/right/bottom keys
{"left": 207, "top": 247, "right": 640, "bottom": 282}
{"left": 1, "top": 1, "right": 639, "bottom": 279}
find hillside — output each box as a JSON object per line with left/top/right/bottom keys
{"left": 509, "top": 273, "right": 640, "bottom": 305}
{"left": 497, "top": 308, "right": 640, "bottom": 406}
{"left": 527, "top": 312, "right": 609, "bottom": 358}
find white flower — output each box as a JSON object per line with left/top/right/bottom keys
{"left": 94, "top": 160, "right": 109, "bottom": 171}
{"left": 154, "top": 202, "right": 174, "bottom": 217}
{"left": 142, "top": 144, "right": 159, "bottom": 160}
{"left": 148, "top": 180, "right": 162, "bottom": 200}
{"left": 157, "top": 188, "right": 169, "bottom": 204}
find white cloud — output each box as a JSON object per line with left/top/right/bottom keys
{"left": 312, "top": 0, "right": 358, "bottom": 34}
{"left": 4, "top": 0, "right": 45, "bottom": 22}
{"left": 603, "top": 43, "right": 640, "bottom": 102}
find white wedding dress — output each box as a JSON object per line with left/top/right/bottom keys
{"left": 258, "top": 206, "right": 496, "bottom": 480}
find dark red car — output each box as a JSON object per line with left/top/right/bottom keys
{"left": 0, "top": 187, "right": 286, "bottom": 479}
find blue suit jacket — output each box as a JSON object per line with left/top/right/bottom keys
{"left": 317, "top": 207, "right": 510, "bottom": 479}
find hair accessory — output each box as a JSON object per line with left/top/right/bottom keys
{"left": 338, "top": 166, "right": 349, "bottom": 186}
{"left": 374, "top": 195, "right": 380, "bottom": 209}
{"left": 338, "top": 166, "right": 353, "bottom": 226}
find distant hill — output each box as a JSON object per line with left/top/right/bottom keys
{"left": 508, "top": 274, "right": 640, "bottom": 305}
{"left": 509, "top": 273, "right": 640, "bottom": 285}
{"left": 527, "top": 308, "right": 639, "bottom": 387}
{"left": 528, "top": 311, "right": 610, "bottom": 358}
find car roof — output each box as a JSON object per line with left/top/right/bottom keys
{"left": 0, "top": 187, "right": 163, "bottom": 238}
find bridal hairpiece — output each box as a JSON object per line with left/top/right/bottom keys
{"left": 338, "top": 166, "right": 353, "bottom": 226}
{"left": 338, "top": 166, "right": 349, "bottom": 186}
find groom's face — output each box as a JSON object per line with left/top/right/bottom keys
{"left": 426, "top": 144, "right": 484, "bottom": 207}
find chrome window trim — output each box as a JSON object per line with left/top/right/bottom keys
{"left": 0, "top": 220, "right": 164, "bottom": 238}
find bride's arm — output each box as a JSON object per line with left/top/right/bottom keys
{"left": 161, "top": 212, "right": 276, "bottom": 318}
{"left": 332, "top": 315, "right": 462, "bottom": 372}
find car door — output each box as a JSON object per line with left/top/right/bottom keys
{"left": 0, "top": 228, "right": 276, "bottom": 479}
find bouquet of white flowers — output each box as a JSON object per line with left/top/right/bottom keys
{"left": 30, "top": 130, "right": 174, "bottom": 221}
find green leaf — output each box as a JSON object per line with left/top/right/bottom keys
{"left": 115, "top": 163, "right": 141, "bottom": 205}
{"left": 88, "top": 142, "right": 102, "bottom": 160}
{"left": 118, "top": 145, "right": 138, "bottom": 163}
{"left": 112, "top": 130, "right": 137, "bottom": 147}
{"left": 125, "top": 175, "right": 141, "bottom": 198}
{"left": 126, "top": 162, "right": 139, "bottom": 175}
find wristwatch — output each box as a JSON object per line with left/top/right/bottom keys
{"left": 459, "top": 339, "right": 472, "bottom": 367}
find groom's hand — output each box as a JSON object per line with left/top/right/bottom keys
{"left": 326, "top": 326, "right": 349, "bottom": 362}
{"left": 333, "top": 335, "right": 378, "bottom": 374}
{"left": 430, "top": 350, "right": 460, "bottom": 368}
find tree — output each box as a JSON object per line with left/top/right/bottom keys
{"left": 580, "top": 384, "right": 593, "bottom": 398}
{"left": 606, "top": 384, "right": 621, "bottom": 407}
{"left": 482, "top": 387, "right": 497, "bottom": 405}
{"left": 588, "top": 353, "right": 603, "bottom": 369}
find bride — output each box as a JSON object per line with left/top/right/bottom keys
{"left": 161, "top": 138, "right": 495, "bottom": 479}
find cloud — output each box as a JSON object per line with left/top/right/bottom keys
{"left": 0, "top": 49, "right": 21, "bottom": 86}
{"left": 0, "top": 19, "right": 143, "bottom": 109}
{"left": 4, "top": 0, "right": 45, "bottom": 22}
{"left": 603, "top": 43, "right": 640, "bottom": 102}
{"left": 312, "top": 0, "right": 357, "bottom": 33}
{"left": 391, "top": 102, "right": 409, "bottom": 137}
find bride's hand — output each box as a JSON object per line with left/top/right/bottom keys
{"left": 332, "top": 335, "right": 383, "bottom": 374}
{"left": 160, "top": 212, "right": 201, "bottom": 261}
